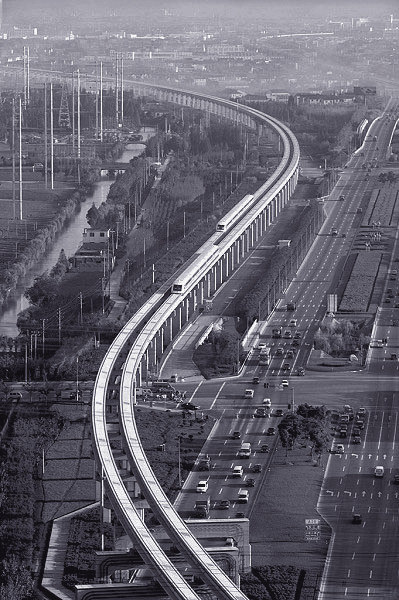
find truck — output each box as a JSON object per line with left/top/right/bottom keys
{"left": 198, "top": 455, "right": 211, "bottom": 471}
{"left": 238, "top": 442, "right": 251, "bottom": 458}
{"left": 194, "top": 497, "right": 210, "bottom": 518}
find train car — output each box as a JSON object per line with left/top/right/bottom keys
{"left": 171, "top": 244, "right": 220, "bottom": 294}
{"left": 216, "top": 194, "right": 254, "bottom": 232}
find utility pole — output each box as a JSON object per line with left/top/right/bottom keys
{"left": 18, "top": 96, "right": 23, "bottom": 220}
{"left": 50, "top": 83, "right": 54, "bottom": 190}
{"left": 44, "top": 83, "right": 48, "bottom": 189}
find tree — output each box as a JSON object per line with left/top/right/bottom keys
{"left": 24, "top": 274, "right": 59, "bottom": 307}
{"left": 278, "top": 413, "right": 303, "bottom": 456}
{"left": 86, "top": 203, "right": 100, "bottom": 227}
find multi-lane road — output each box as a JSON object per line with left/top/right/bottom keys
{"left": 164, "top": 102, "right": 399, "bottom": 597}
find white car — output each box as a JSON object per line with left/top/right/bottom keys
{"left": 232, "top": 465, "right": 243, "bottom": 478}
{"left": 263, "top": 398, "right": 272, "bottom": 407}
{"left": 237, "top": 489, "right": 249, "bottom": 503}
{"left": 334, "top": 444, "right": 345, "bottom": 453}
{"left": 281, "top": 380, "right": 289, "bottom": 388}
{"left": 244, "top": 389, "right": 254, "bottom": 399}
{"left": 196, "top": 480, "right": 209, "bottom": 493}
{"left": 374, "top": 466, "right": 384, "bottom": 477}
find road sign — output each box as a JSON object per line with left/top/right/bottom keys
{"left": 305, "top": 518, "right": 321, "bottom": 541}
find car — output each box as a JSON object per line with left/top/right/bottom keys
{"left": 255, "top": 407, "right": 267, "bottom": 418}
{"left": 331, "top": 227, "right": 338, "bottom": 235}
{"left": 297, "top": 367, "right": 305, "bottom": 376}
{"left": 246, "top": 478, "right": 255, "bottom": 487}
{"left": 284, "top": 330, "right": 292, "bottom": 339}
{"left": 236, "top": 511, "right": 245, "bottom": 518}
{"left": 353, "top": 436, "right": 361, "bottom": 444}
{"left": 196, "top": 480, "right": 208, "bottom": 493}
{"left": 9, "top": 391, "right": 22, "bottom": 400}
{"left": 334, "top": 444, "right": 345, "bottom": 453}
{"left": 286, "top": 349, "right": 294, "bottom": 358}
{"left": 263, "top": 398, "right": 271, "bottom": 407}
{"left": 252, "top": 376, "right": 260, "bottom": 384}
{"left": 292, "top": 338, "right": 300, "bottom": 346}
{"left": 267, "top": 427, "right": 276, "bottom": 436}
{"left": 352, "top": 427, "right": 361, "bottom": 437}
{"left": 294, "top": 331, "right": 301, "bottom": 339}
{"left": 275, "top": 409, "right": 284, "bottom": 417}
{"left": 289, "top": 319, "right": 297, "bottom": 327}
{"left": 219, "top": 499, "right": 231, "bottom": 510}
{"left": 374, "top": 466, "right": 384, "bottom": 477}
{"left": 393, "top": 474, "right": 399, "bottom": 484}
{"left": 258, "top": 342, "right": 267, "bottom": 350}
{"left": 282, "top": 362, "right": 291, "bottom": 371}
{"left": 356, "top": 419, "right": 364, "bottom": 430}
{"left": 244, "top": 389, "right": 254, "bottom": 399}
{"left": 281, "top": 380, "right": 289, "bottom": 388}
{"left": 385, "top": 298, "right": 391, "bottom": 303}
{"left": 232, "top": 465, "right": 243, "bottom": 478}
{"left": 357, "top": 407, "right": 366, "bottom": 416}
{"left": 237, "top": 489, "right": 249, "bottom": 503}
{"left": 341, "top": 414, "right": 350, "bottom": 423}
{"left": 352, "top": 513, "right": 362, "bottom": 524}
{"left": 339, "top": 428, "right": 347, "bottom": 438}
{"left": 339, "top": 195, "right": 345, "bottom": 201}
{"left": 180, "top": 402, "right": 199, "bottom": 411}
{"left": 253, "top": 464, "right": 262, "bottom": 473}
{"left": 232, "top": 431, "right": 241, "bottom": 439}
{"left": 276, "top": 347, "right": 284, "bottom": 356}
{"left": 261, "top": 444, "right": 269, "bottom": 452}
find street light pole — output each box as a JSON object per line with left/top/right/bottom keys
{"left": 76, "top": 356, "right": 79, "bottom": 400}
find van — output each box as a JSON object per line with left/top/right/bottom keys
{"left": 238, "top": 442, "right": 251, "bottom": 458}
{"left": 237, "top": 489, "right": 249, "bottom": 503}
{"left": 232, "top": 465, "right": 243, "bottom": 478}
{"left": 9, "top": 391, "right": 22, "bottom": 401}
{"left": 244, "top": 389, "right": 254, "bottom": 399}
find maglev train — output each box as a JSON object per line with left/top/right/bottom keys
{"left": 216, "top": 194, "right": 254, "bottom": 231}
{"left": 171, "top": 243, "right": 220, "bottom": 294}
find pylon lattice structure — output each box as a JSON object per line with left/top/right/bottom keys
{"left": 58, "top": 83, "right": 71, "bottom": 128}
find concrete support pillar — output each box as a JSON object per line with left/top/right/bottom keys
{"left": 168, "top": 315, "right": 173, "bottom": 344}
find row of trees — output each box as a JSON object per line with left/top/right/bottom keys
{"left": 0, "top": 410, "right": 66, "bottom": 599}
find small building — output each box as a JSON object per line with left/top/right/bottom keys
{"left": 70, "top": 228, "right": 115, "bottom": 273}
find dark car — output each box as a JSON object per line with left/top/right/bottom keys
{"left": 267, "top": 427, "right": 276, "bottom": 436}
{"left": 352, "top": 513, "right": 362, "bottom": 524}
{"left": 292, "top": 339, "right": 300, "bottom": 346}
{"left": 220, "top": 499, "right": 231, "bottom": 510}
{"left": 286, "top": 350, "right": 294, "bottom": 359}
{"left": 275, "top": 409, "right": 284, "bottom": 417}
{"left": 393, "top": 474, "right": 399, "bottom": 484}
{"left": 353, "top": 436, "right": 361, "bottom": 444}
{"left": 253, "top": 464, "right": 262, "bottom": 473}
{"left": 246, "top": 478, "right": 255, "bottom": 487}
{"left": 236, "top": 512, "right": 245, "bottom": 518}
{"left": 282, "top": 363, "right": 291, "bottom": 371}
{"left": 232, "top": 431, "right": 241, "bottom": 439}
{"left": 252, "top": 376, "right": 260, "bottom": 384}
{"left": 180, "top": 402, "right": 199, "bottom": 411}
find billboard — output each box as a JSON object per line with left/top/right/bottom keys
{"left": 354, "top": 86, "right": 377, "bottom": 96}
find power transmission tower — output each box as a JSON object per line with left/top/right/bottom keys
{"left": 58, "top": 83, "right": 71, "bottom": 128}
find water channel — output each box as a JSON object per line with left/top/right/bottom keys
{"left": 0, "top": 134, "right": 152, "bottom": 337}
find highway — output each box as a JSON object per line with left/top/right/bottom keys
{"left": 167, "top": 102, "right": 399, "bottom": 598}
